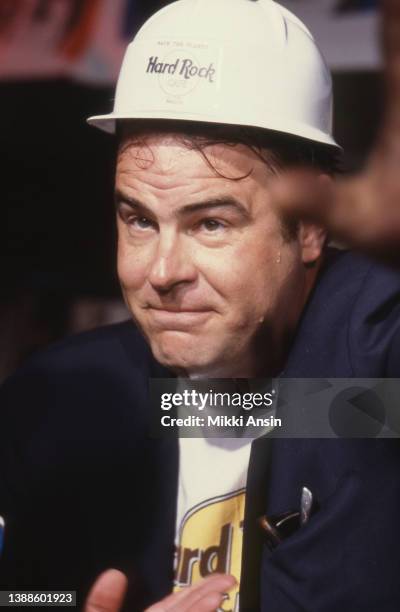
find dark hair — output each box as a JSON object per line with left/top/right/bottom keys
{"left": 117, "top": 119, "right": 341, "bottom": 173}
{"left": 116, "top": 119, "right": 341, "bottom": 240}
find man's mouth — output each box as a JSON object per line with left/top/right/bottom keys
{"left": 147, "top": 307, "right": 213, "bottom": 329}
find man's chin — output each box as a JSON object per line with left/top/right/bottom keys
{"left": 148, "top": 332, "right": 218, "bottom": 375}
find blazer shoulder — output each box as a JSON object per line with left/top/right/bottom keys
{"left": 284, "top": 249, "right": 400, "bottom": 376}
{"left": 0, "top": 321, "right": 160, "bottom": 427}
{"left": 346, "top": 254, "right": 400, "bottom": 376}
{"left": 3, "top": 321, "right": 150, "bottom": 382}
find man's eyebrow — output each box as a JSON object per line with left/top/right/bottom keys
{"left": 114, "top": 191, "right": 153, "bottom": 215}
{"left": 115, "top": 191, "right": 250, "bottom": 218}
{"left": 179, "top": 197, "right": 250, "bottom": 218}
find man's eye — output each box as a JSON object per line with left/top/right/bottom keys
{"left": 129, "top": 216, "right": 154, "bottom": 230}
{"left": 200, "top": 219, "right": 226, "bottom": 232}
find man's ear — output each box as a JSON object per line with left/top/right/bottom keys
{"left": 298, "top": 221, "right": 327, "bottom": 265}
{"left": 297, "top": 173, "right": 331, "bottom": 265}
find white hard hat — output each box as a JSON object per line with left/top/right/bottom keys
{"left": 88, "top": 0, "right": 339, "bottom": 149}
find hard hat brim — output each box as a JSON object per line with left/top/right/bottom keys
{"left": 87, "top": 112, "right": 341, "bottom": 150}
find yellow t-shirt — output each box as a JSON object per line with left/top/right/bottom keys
{"left": 174, "top": 438, "right": 252, "bottom": 612}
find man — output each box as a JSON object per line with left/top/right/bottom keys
{"left": 1, "top": 1, "right": 400, "bottom": 611}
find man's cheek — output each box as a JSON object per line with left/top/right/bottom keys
{"left": 117, "top": 252, "right": 144, "bottom": 290}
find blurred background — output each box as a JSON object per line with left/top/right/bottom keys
{"left": 1, "top": 0, "right": 380, "bottom": 382}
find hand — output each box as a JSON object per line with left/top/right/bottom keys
{"left": 271, "top": 0, "right": 400, "bottom": 268}
{"left": 85, "top": 568, "right": 236, "bottom": 612}
{"left": 85, "top": 570, "right": 127, "bottom": 612}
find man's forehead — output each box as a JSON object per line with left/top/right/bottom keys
{"left": 116, "top": 128, "right": 271, "bottom": 182}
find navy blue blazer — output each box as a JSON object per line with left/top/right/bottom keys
{"left": 0, "top": 249, "right": 400, "bottom": 611}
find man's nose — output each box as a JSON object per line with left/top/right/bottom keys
{"left": 148, "top": 232, "right": 197, "bottom": 293}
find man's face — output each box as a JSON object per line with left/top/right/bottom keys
{"left": 116, "top": 133, "right": 320, "bottom": 377}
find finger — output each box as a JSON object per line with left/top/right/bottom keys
{"left": 269, "top": 170, "right": 335, "bottom": 225}
{"left": 149, "top": 591, "right": 225, "bottom": 612}
{"left": 185, "top": 590, "right": 227, "bottom": 612}
{"left": 146, "top": 574, "right": 236, "bottom": 612}
{"left": 146, "top": 574, "right": 235, "bottom": 611}
{"left": 319, "top": 175, "right": 400, "bottom": 266}
{"left": 166, "top": 575, "right": 235, "bottom": 612}
{"left": 85, "top": 569, "right": 128, "bottom": 612}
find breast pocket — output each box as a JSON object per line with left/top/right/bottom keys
{"left": 259, "top": 471, "right": 362, "bottom": 612}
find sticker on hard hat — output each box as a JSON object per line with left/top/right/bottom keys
{"left": 143, "top": 41, "right": 219, "bottom": 100}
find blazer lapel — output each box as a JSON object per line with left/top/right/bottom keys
{"left": 240, "top": 435, "right": 272, "bottom": 611}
